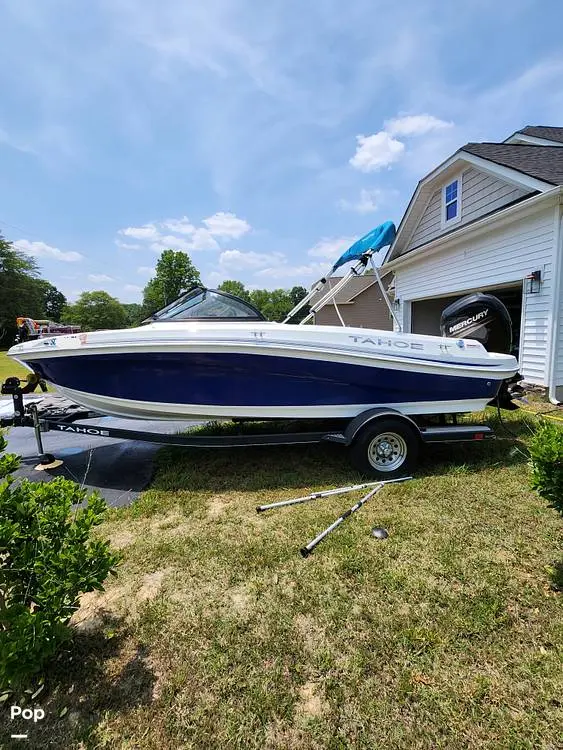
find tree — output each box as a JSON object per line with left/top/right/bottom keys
{"left": 288, "top": 286, "right": 309, "bottom": 323}
{"left": 289, "top": 286, "right": 307, "bottom": 306}
{"left": 63, "top": 291, "right": 127, "bottom": 331}
{"left": 248, "top": 288, "right": 296, "bottom": 322}
{"left": 142, "top": 249, "right": 201, "bottom": 316}
{"left": 218, "top": 280, "right": 250, "bottom": 301}
{"left": 121, "top": 302, "right": 144, "bottom": 327}
{"left": 0, "top": 235, "right": 43, "bottom": 345}
{"left": 36, "top": 280, "right": 67, "bottom": 321}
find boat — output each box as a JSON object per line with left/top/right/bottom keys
{"left": 7, "top": 222, "right": 520, "bottom": 421}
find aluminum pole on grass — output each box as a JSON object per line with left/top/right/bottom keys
{"left": 256, "top": 476, "right": 412, "bottom": 512}
{"left": 299, "top": 485, "right": 382, "bottom": 557}
{"left": 299, "top": 476, "right": 412, "bottom": 557}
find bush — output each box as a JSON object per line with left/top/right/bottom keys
{"left": 529, "top": 420, "right": 563, "bottom": 516}
{"left": 0, "top": 432, "right": 120, "bottom": 689}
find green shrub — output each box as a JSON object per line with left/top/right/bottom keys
{"left": 529, "top": 421, "right": 563, "bottom": 516}
{"left": 0, "top": 432, "right": 120, "bottom": 689}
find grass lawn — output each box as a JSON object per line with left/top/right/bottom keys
{"left": 6, "top": 409, "right": 563, "bottom": 749}
{"left": 0, "top": 349, "right": 30, "bottom": 381}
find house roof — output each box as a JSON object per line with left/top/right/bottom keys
{"left": 517, "top": 126, "right": 563, "bottom": 144}
{"left": 310, "top": 273, "right": 390, "bottom": 308}
{"left": 461, "top": 142, "right": 563, "bottom": 186}
{"left": 386, "top": 124, "right": 563, "bottom": 264}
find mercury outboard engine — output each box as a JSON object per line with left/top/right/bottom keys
{"left": 440, "top": 293, "right": 522, "bottom": 409}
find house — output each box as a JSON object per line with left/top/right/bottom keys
{"left": 382, "top": 125, "right": 563, "bottom": 404}
{"left": 312, "top": 273, "right": 393, "bottom": 329}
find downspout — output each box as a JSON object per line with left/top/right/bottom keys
{"left": 547, "top": 198, "right": 563, "bottom": 404}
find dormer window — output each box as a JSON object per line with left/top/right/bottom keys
{"left": 442, "top": 176, "right": 462, "bottom": 226}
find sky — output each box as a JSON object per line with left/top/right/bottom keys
{"left": 1, "top": 0, "right": 563, "bottom": 304}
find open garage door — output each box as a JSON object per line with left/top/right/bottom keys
{"left": 411, "top": 285, "right": 523, "bottom": 358}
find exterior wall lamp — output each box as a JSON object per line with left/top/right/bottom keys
{"left": 525, "top": 270, "right": 541, "bottom": 294}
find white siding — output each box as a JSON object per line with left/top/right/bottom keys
{"left": 405, "top": 168, "right": 531, "bottom": 254}
{"left": 394, "top": 207, "right": 555, "bottom": 385}
{"left": 462, "top": 167, "right": 529, "bottom": 223}
{"left": 409, "top": 189, "right": 442, "bottom": 249}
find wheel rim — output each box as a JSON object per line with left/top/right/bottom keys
{"left": 367, "top": 432, "right": 408, "bottom": 472}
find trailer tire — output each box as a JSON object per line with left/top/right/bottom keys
{"left": 348, "top": 418, "right": 419, "bottom": 478}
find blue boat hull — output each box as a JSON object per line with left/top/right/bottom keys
{"left": 22, "top": 351, "right": 501, "bottom": 418}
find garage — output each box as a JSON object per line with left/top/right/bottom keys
{"left": 411, "top": 285, "right": 523, "bottom": 359}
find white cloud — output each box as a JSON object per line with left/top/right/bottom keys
{"left": 350, "top": 132, "right": 405, "bottom": 172}
{"left": 149, "top": 229, "right": 219, "bottom": 253}
{"left": 149, "top": 234, "right": 195, "bottom": 253}
{"left": 206, "top": 270, "right": 225, "bottom": 286}
{"left": 116, "top": 214, "right": 229, "bottom": 254}
{"left": 307, "top": 236, "right": 357, "bottom": 261}
{"left": 137, "top": 265, "right": 156, "bottom": 276}
{"left": 14, "top": 239, "right": 84, "bottom": 262}
{"left": 384, "top": 114, "right": 453, "bottom": 137}
{"left": 190, "top": 228, "right": 220, "bottom": 250}
{"left": 0, "top": 127, "right": 36, "bottom": 155}
{"left": 118, "top": 223, "right": 160, "bottom": 241}
{"left": 88, "top": 274, "right": 115, "bottom": 282}
{"left": 115, "top": 240, "right": 143, "bottom": 250}
{"left": 219, "top": 249, "right": 282, "bottom": 270}
{"left": 203, "top": 212, "right": 251, "bottom": 238}
{"left": 119, "top": 284, "right": 144, "bottom": 303}
{"left": 348, "top": 113, "right": 454, "bottom": 175}
{"left": 160, "top": 216, "right": 195, "bottom": 235}
{"left": 338, "top": 189, "right": 382, "bottom": 214}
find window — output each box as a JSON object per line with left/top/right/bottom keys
{"left": 445, "top": 180, "right": 458, "bottom": 220}
{"left": 442, "top": 175, "right": 462, "bottom": 227}
{"left": 146, "top": 287, "right": 265, "bottom": 322}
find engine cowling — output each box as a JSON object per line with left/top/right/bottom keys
{"left": 441, "top": 292, "right": 522, "bottom": 409}
{"left": 440, "top": 292, "right": 512, "bottom": 354}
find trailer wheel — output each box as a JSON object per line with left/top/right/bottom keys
{"left": 348, "top": 418, "right": 419, "bottom": 478}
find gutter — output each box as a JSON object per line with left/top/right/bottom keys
{"left": 548, "top": 197, "right": 563, "bottom": 404}
{"left": 383, "top": 186, "right": 563, "bottom": 273}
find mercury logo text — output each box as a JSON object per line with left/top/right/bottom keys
{"left": 448, "top": 309, "right": 489, "bottom": 333}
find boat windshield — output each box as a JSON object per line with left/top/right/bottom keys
{"left": 147, "top": 287, "right": 266, "bottom": 322}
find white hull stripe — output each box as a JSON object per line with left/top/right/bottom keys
{"left": 56, "top": 385, "right": 492, "bottom": 422}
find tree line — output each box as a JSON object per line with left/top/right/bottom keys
{"left": 0, "top": 236, "right": 308, "bottom": 344}
{"left": 0, "top": 235, "right": 67, "bottom": 345}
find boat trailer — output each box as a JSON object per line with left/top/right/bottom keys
{"left": 1, "top": 375, "right": 496, "bottom": 479}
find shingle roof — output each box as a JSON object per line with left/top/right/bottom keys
{"left": 461, "top": 142, "right": 563, "bottom": 186}
{"left": 519, "top": 125, "right": 563, "bottom": 144}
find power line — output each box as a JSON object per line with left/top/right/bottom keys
{"left": 0, "top": 218, "right": 39, "bottom": 240}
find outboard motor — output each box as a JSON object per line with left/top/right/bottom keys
{"left": 440, "top": 293, "right": 522, "bottom": 409}
{"left": 440, "top": 293, "right": 512, "bottom": 354}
